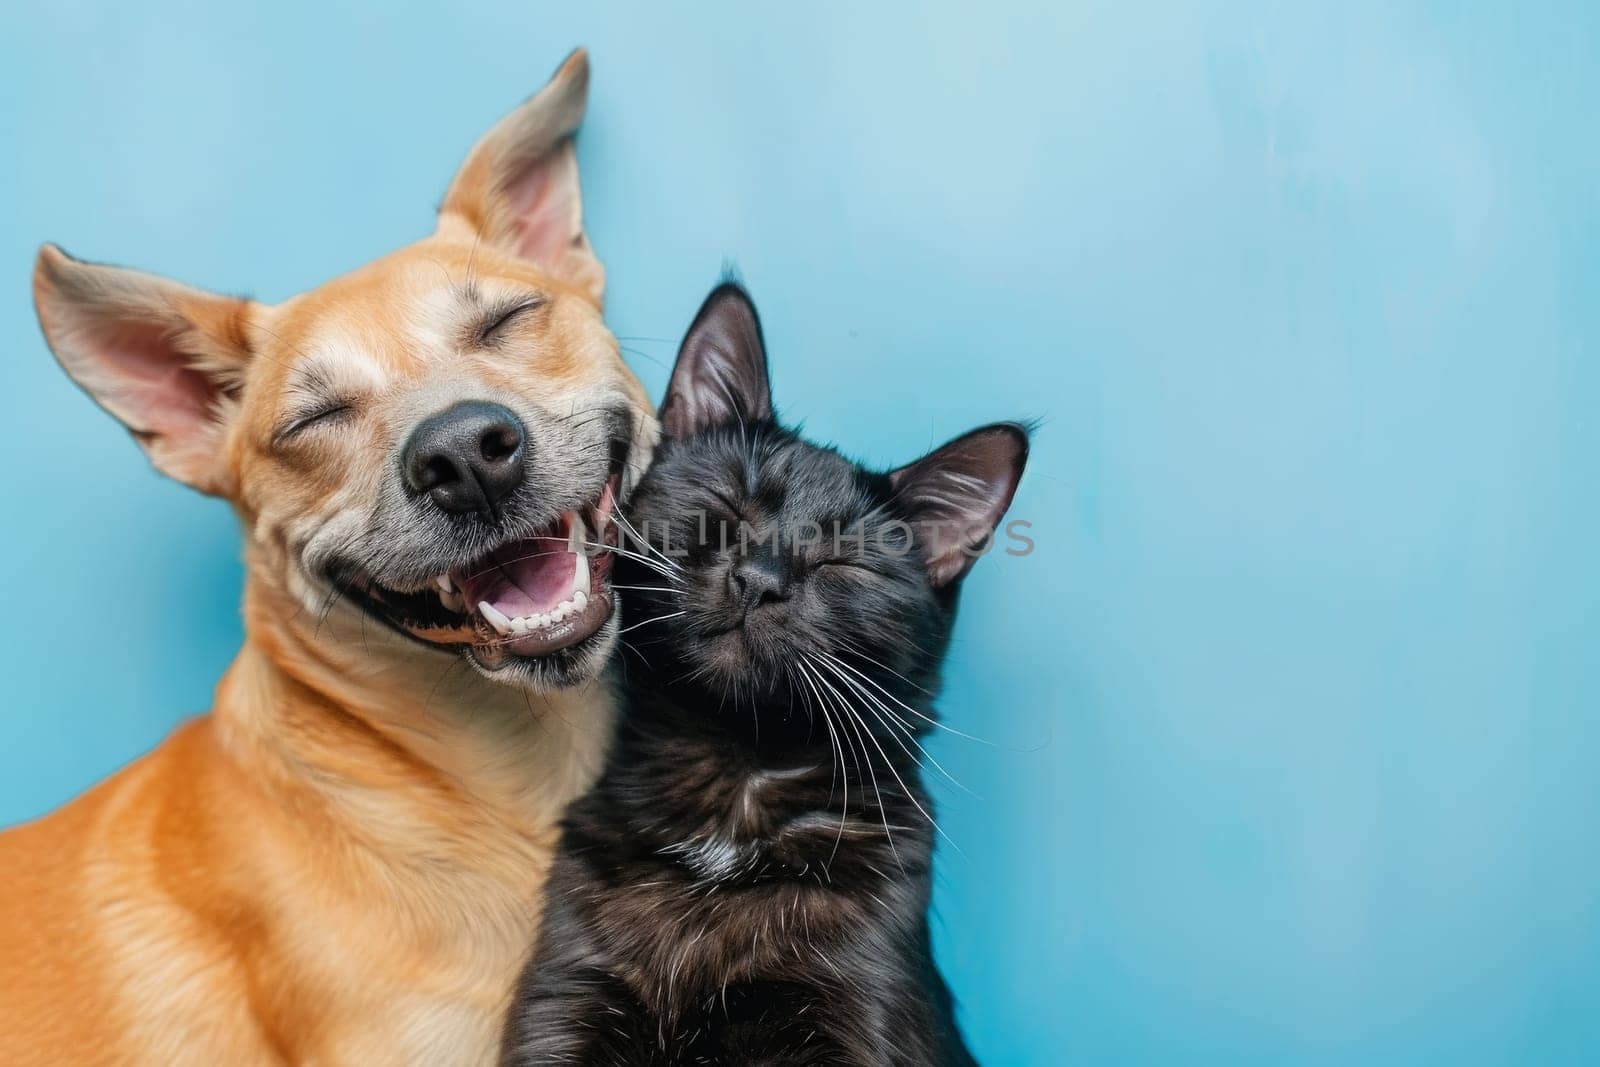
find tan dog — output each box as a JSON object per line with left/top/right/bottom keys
{"left": 0, "top": 51, "right": 656, "bottom": 1065}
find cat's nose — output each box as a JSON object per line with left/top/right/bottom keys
{"left": 731, "top": 556, "right": 790, "bottom": 613}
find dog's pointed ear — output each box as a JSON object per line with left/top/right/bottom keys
{"left": 438, "top": 49, "right": 604, "bottom": 305}
{"left": 889, "top": 423, "right": 1029, "bottom": 588}
{"left": 32, "top": 243, "right": 253, "bottom": 497}
{"left": 660, "top": 284, "right": 772, "bottom": 438}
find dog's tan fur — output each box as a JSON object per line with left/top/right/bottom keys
{"left": 0, "top": 51, "right": 655, "bottom": 1065}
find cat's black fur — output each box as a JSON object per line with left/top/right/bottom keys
{"left": 502, "top": 284, "right": 1027, "bottom": 1066}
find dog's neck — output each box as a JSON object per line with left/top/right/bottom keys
{"left": 215, "top": 569, "right": 616, "bottom": 848}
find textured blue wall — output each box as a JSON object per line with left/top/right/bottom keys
{"left": 2, "top": 3, "right": 1596, "bottom": 1062}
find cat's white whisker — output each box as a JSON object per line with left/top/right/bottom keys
{"left": 818, "top": 658, "right": 979, "bottom": 801}
{"left": 616, "top": 610, "right": 687, "bottom": 635}
{"left": 821, "top": 640, "right": 935, "bottom": 697}
{"left": 611, "top": 503, "right": 683, "bottom": 573}
{"left": 583, "top": 541, "right": 684, "bottom": 583}
{"left": 795, "top": 659, "right": 853, "bottom": 866}
{"left": 803, "top": 657, "right": 898, "bottom": 872}
{"left": 820, "top": 649, "right": 994, "bottom": 748}
{"left": 807, "top": 654, "right": 965, "bottom": 862}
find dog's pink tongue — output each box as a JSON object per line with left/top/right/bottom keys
{"left": 461, "top": 535, "right": 577, "bottom": 617}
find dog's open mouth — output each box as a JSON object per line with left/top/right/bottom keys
{"left": 442, "top": 477, "right": 621, "bottom": 663}
{"left": 338, "top": 467, "right": 624, "bottom": 669}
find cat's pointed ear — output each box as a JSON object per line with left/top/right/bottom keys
{"left": 437, "top": 49, "right": 605, "bottom": 304}
{"left": 660, "top": 283, "right": 772, "bottom": 438}
{"left": 32, "top": 243, "right": 254, "bottom": 497}
{"left": 890, "top": 423, "right": 1029, "bottom": 588}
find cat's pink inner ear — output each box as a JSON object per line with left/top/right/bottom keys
{"left": 661, "top": 285, "right": 771, "bottom": 438}
{"left": 889, "top": 425, "right": 1029, "bottom": 587}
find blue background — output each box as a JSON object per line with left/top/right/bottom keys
{"left": 2, "top": 3, "right": 1596, "bottom": 1062}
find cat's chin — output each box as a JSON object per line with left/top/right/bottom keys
{"left": 683, "top": 630, "right": 794, "bottom": 696}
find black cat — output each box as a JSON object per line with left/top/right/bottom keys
{"left": 502, "top": 283, "right": 1027, "bottom": 1065}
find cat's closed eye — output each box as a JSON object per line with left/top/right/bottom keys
{"left": 813, "top": 558, "right": 878, "bottom": 577}
{"left": 705, "top": 488, "right": 745, "bottom": 521}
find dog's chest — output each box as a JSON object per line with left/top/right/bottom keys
{"left": 318, "top": 982, "right": 512, "bottom": 1066}
{"left": 303, "top": 913, "right": 532, "bottom": 1065}
{"left": 266, "top": 828, "right": 550, "bottom": 1065}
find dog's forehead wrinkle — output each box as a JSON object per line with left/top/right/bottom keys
{"left": 402, "top": 276, "right": 543, "bottom": 359}
{"left": 284, "top": 341, "right": 387, "bottom": 401}
{"left": 385, "top": 372, "right": 504, "bottom": 429}
{"left": 405, "top": 283, "right": 475, "bottom": 358}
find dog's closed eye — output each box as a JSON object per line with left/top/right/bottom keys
{"left": 477, "top": 296, "right": 546, "bottom": 345}
{"left": 273, "top": 401, "right": 354, "bottom": 446}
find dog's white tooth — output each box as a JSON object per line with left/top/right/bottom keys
{"left": 573, "top": 590, "right": 589, "bottom": 612}
{"left": 538, "top": 612, "right": 553, "bottom": 629}
{"left": 510, "top": 616, "right": 529, "bottom": 634}
{"left": 479, "top": 602, "right": 512, "bottom": 635}
{"left": 568, "top": 514, "right": 586, "bottom": 555}
{"left": 569, "top": 514, "right": 592, "bottom": 598}
{"left": 435, "top": 574, "right": 454, "bottom": 594}
{"left": 572, "top": 549, "right": 590, "bottom": 597}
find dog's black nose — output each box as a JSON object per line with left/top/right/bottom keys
{"left": 401, "top": 401, "right": 526, "bottom": 515}
{"left": 731, "top": 554, "right": 791, "bottom": 614}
